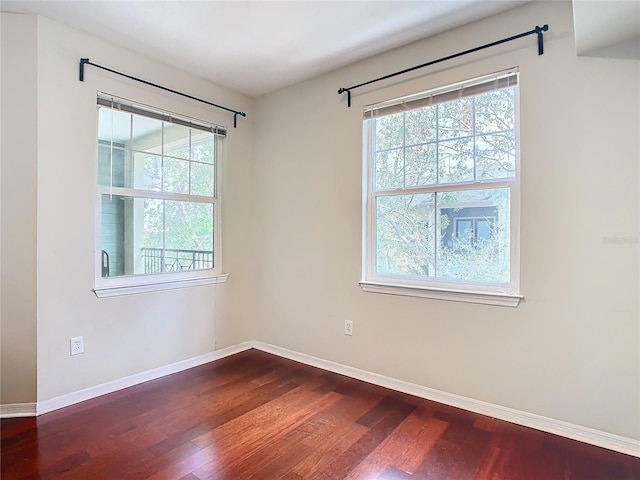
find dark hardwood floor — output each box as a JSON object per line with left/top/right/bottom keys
{"left": 2, "top": 349, "right": 638, "bottom": 479}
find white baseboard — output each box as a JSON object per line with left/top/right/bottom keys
{"left": 36, "top": 342, "right": 254, "bottom": 415}
{"left": 2, "top": 339, "right": 638, "bottom": 458}
{"left": 250, "top": 341, "right": 640, "bottom": 458}
{"left": 0, "top": 342, "right": 253, "bottom": 419}
{"left": 0, "top": 402, "right": 37, "bottom": 418}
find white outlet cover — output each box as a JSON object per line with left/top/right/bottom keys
{"left": 70, "top": 336, "right": 84, "bottom": 356}
{"left": 344, "top": 320, "right": 353, "bottom": 336}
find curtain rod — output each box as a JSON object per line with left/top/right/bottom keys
{"left": 79, "top": 58, "right": 246, "bottom": 128}
{"left": 338, "top": 24, "right": 549, "bottom": 107}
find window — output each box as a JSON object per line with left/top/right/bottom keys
{"left": 443, "top": 207, "right": 497, "bottom": 248}
{"left": 362, "top": 70, "right": 522, "bottom": 306}
{"left": 94, "top": 95, "right": 227, "bottom": 297}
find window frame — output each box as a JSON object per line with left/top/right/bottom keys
{"left": 361, "top": 70, "right": 523, "bottom": 307}
{"left": 93, "top": 94, "right": 228, "bottom": 298}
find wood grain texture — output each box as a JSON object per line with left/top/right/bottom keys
{"left": 2, "top": 349, "right": 638, "bottom": 479}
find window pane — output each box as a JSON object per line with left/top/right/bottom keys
{"left": 97, "top": 144, "right": 127, "bottom": 188}
{"left": 100, "top": 195, "right": 126, "bottom": 277}
{"left": 476, "top": 133, "right": 515, "bottom": 180}
{"left": 191, "top": 162, "right": 215, "bottom": 197}
{"left": 405, "top": 107, "right": 436, "bottom": 146}
{"left": 192, "top": 132, "right": 215, "bottom": 164}
{"left": 475, "top": 88, "right": 515, "bottom": 134}
{"left": 162, "top": 157, "right": 190, "bottom": 194}
{"left": 438, "top": 137, "right": 474, "bottom": 183}
{"left": 132, "top": 115, "right": 162, "bottom": 154}
{"left": 376, "top": 194, "right": 435, "bottom": 277}
{"left": 163, "top": 201, "right": 214, "bottom": 272}
{"left": 455, "top": 219, "right": 473, "bottom": 239}
{"left": 132, "top": 153, "right": 162, "bottom": 191}
{"left": 164, "top": 200, "right": 214, "bottom": 251}
{"left": 142, "top": 198, "right": 165, "bottom": 250}
{"left": 374, "top": 148, "right": 404, "bottom": 190}
{"left": 101, "top": 195, "right": 214, "bottom": 277}
{"left": 164, "top": 124, "right": 190, "bottom": 159}
{"left": 100, "top": 197, "right": 164, "bottom": 276}
{"left": 405, "top": 144, "right": 437, "bottom": 187}
{"left": 375, "top": 114, "right": 404, "bottom": 150}
{"left": 436, "top": 188, "right": 510, "bottom": 283}
{"left": 98, "top": 107, "right": 130, "bottom": 144}
{"left": 438, "top": 98, "right": 473, "bottom": 140}
{"left": 476, "top": 219, "right": 491, "bottom": 240}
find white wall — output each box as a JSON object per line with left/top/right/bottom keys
{"left": 253, "top": 1, "right": 639, "bottom": 440}
{"left": 1, "top": 13, "right": 38, "bottom": 404}
{"left": 1, "top": 13, "right": 256, "bottom": 402}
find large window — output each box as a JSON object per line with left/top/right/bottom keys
{"left": 362, "top": 70, "right": 522, "bottom": 306}
{"left": 95, "top": 95, "right": 226, "bottom": 296}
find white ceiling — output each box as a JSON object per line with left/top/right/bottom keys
{"left": 2, "top": 1, "right": 529, "bottom": 97}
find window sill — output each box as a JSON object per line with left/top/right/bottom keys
{"left": 359, "top": 281, "right": 523, "bottom": 307}
{"left": 94, "top": 274, "right": 229, "bottom": 298}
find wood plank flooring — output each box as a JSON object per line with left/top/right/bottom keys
{"left": 2, "top": 349, "right": 638, "bottom": 479}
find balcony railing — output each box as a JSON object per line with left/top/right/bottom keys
{"left": 141, "top": 247, "right": 213, "bottom": 273}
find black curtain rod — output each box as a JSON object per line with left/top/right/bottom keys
{"left": 79, "top": 58, "right": 246, "bottom": 128}
{"left": 338, "top": 24, "right": 549, "bottom": 107}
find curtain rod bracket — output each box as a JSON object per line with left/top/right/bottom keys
{"left": 338, "top": 87, "right": 352, "bottom": 107}
{"left": 337, "top": 23, "right": 549, "bottom": 108}
{"left": 78, "top": 58, "right": 246, "bottom": 128}
{"left": 536, "top": 24, "right": 549, "bottom": 55}
{"left": 79, "top": 57, "right": 89, "bottom": 82}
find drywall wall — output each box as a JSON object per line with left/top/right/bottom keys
{"left": 0, "top": 13, "right": 39, "bottom": 404}
{"left": 0, "top": 12, "right": 256, "bottom": 402}
{"left": 253, "top": 0, "right": 639, "bottom": 440}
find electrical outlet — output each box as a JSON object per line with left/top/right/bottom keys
{"left": 70, "top": 336, "right": 84, "bottom": 356}
{"left": 344, "top": 320, "right": 353, "bottom": 336}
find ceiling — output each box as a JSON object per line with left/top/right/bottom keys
{"left": 2, "top": 1, "right": 529, "bottom": 97}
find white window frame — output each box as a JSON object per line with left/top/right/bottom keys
{"left": 361, "top": 70, "right": 523, "bottom": 307}
{"left": 93, "top": 94, "right": 228, "bottom": 297}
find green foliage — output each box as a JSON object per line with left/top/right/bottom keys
{"left": 437, "top": 213, "right": 510, "bottom": 283}
{"left": 376, "top": 194, "right": 435, "bottom": 276}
